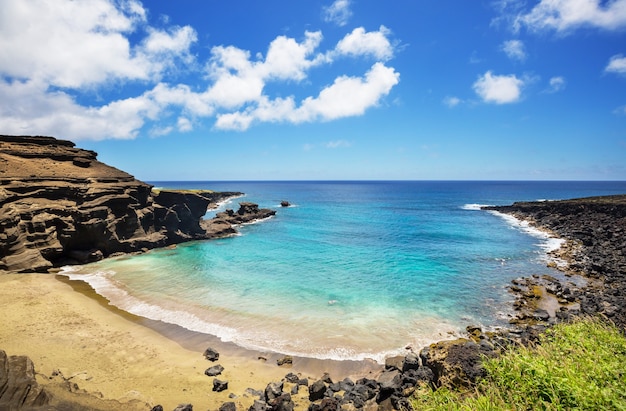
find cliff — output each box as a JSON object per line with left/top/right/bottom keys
{"left": 0, "top": 135, "right": 275, "bottom": 273}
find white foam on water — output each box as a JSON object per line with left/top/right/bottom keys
{"left": 204, "top": 194, "right": 245, "bottom": 219}
{"left": 461, "top": 203, "right": 493, "bottom": 211}
{"left": 59, "top": 267, "right": 241, "bottom": 344}
{"left": 485, "top": 210, "right": 566, "bottom": 265}
{"left": 58, "top": 266, "right": 465, "bottom": 363}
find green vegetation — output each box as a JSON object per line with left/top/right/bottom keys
{"left": 411, "top": 318, "right": 626, "bottom": 410}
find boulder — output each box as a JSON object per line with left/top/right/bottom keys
{"left": 204, "top": 347, "right": 220, "bottom": 362}
{"left": 308, "top": 379, "right": 327, "bottom": 402}
{"left": 220, "top": 402, "right": 237, "bottom": 411}
{"left": 205, "top": 364, "right": 225, "bottom": 377}
{"left": 420, "top": 338, "right": 496, "bottom": 388}
{"left": 213, "top": 379, "right": 229, "bottom": 392}
{"left": 0, "top": 350, "right": 51, "bottom": 409}
{"left": 264, "top": 381, "right": 284, "bottom": 402}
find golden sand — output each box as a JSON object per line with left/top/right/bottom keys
{"left": 0, "top": 273, "right": 380, "bottom": 410}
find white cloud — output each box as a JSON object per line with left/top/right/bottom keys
{"left": 0, "top": 1, "right": 399, "bottom": 139}
{"left": 501, "top": 40, "right": 527, "bottom": 61}
{"left": 294, "top": 63, "right": 399, "bottom": 122}
{"left": 215, "top": 63, "right": 399, "bottom": 131}
{"left": 177, "top": 117, "right": 193, "bottom": 132}
{"left": 323, "top": 0, "right": 352, "bottom": 27}
{"left": 443, "top": 96, "right": 462, "bottom": 107}
{"left": 547, "top": 76, "right": 566, "bottom": 93}
{"left": 473, "top": 71, "right": 524, "bottom": 104}
{"left": 605, "top": 54, "right": 626, "bottom": 74}
{"left": 336, "top": 26, "right": 394, "bottom": 60}
{"left": 261, "top": 31, "right": 325, "bottom": 80}
{"left": 516, "top": 0, "right": 626, "bottom": 32}
{"left": 0, "top": 0, "right": 191, "bottom": 88}
{"left": 0, "top": 79, "right": 160, "bottom": 140}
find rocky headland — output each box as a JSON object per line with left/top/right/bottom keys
{"left": 0, "top": 135, "right": 275, "bottom": 273}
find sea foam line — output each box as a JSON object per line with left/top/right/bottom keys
{"left": 58, "top": 266, "right": 442, "bottom": 363}
{"left": 476, "top": 208, "right": 567, "bottom": 269}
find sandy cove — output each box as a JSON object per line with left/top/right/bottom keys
{"left": 0, "top": 272, "right": 382, "bottom": 410}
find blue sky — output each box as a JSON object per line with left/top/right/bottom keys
{"left": 1, "top": 0, "right": 625, "bottom": 180}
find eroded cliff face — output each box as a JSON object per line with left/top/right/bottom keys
{"left": 0, "top": 135, "right": 274, "bottom": 273}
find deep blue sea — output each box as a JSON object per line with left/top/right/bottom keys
{"left": 63, "top": 181, "right": 626, "bottom": 362}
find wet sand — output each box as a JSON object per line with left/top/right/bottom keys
{"left": 0, "top": 272, "right": 381, "bottom": 410}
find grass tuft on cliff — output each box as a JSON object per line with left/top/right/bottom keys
{"left": 412, "top": 317, "right": 626, "bottom": 410}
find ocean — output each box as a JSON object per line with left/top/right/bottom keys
{"left": 62, "top": 181, "right": 626, "bottom": 363}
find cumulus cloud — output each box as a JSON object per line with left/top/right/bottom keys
{"left": 335, "top": 26, "right": 394, "bottom": 60}
{"left": 0, "top": 0, "right": 399, "bottom": 139}
{"left": 0, "top": 0, "right": 191, "bottom": 88}
{"left": 473, "top": 71, "right": 524, "bottom": 104}
{"left": 515, "top": 0, "right": 626, "bottom": 32}
{"left": 501, "top": 40, "right": 527, "bottom": 61}
{"left": 215, "top": 63, "right": 400, "bottom": 131}
{"left": 323, "top": 0, "right": 352, "bottom": 27}
{"left": 605, "top": 54, "right": 626, "bottom": 74}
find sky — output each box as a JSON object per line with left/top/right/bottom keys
{"left": 1, "top": 0, "right": 626, "bottom": 181}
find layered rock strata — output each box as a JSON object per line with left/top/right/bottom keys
{"left": 0, "top": 135, "right": 275, "bottom": 273}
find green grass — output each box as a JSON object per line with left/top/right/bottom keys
{"left": 411, "top": 318, "right": 626, "bottom": 410}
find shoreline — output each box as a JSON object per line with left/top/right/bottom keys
{"left": 3, "top": 194, "right": 625, "bottom": 410}
{"left": 0, "top": 271, "right": 383, "bottom": 410}
{"left": 57, "top": 273, "right": 384, "bottom": 380}
{"left": 0, "top": 272, "right": 372, "bottom": 410}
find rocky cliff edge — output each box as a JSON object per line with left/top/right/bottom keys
{"left": 0, "top": 135, "right": 275, "bottom": 273}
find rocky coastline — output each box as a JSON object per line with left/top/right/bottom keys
{"left": 2, "top": 135, "right": 625, "bottom": 410}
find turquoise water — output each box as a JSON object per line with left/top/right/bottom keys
{"left": 63, "top": 181, "right": 626, "bottom": 362}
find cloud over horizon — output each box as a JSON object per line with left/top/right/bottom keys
{"left": 0, "top": 0, "right": 398, "bottom": 140}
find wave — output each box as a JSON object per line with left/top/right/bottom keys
{"left": 204, "top": 194, "right": 245, "bottom": 219}
{"left": 484, "top": 210, "right": 566, "bottom": 265}
{"left": 461, "top": 203, "right": 493, "bottom": 211}
{"left": 58, "top": 266, "right": 461, "bottom": 364}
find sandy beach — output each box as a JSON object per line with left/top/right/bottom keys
{"left": 0, "top": 272, "right": 381, "bottom": 410}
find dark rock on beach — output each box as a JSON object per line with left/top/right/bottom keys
{"left": 0, "top": 349, "right": 51, "bottom": 409}
{"left": 205, "top": 364, "right": 225, "bottom": 377}
{"left": 484, "top": 195, "right": 626, "bottom": 330}
{"left": 213, "top": 378, "right": 229, "bottom": 392}
{"left": 0, "top": 135, "right": 276, "bottom": 273}
{"left": 203, "top": 347, "right": 220, "bottom": 362}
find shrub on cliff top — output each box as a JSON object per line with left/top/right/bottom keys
{"left": 411, "top": 317, "right": 626, "bottom": 410}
